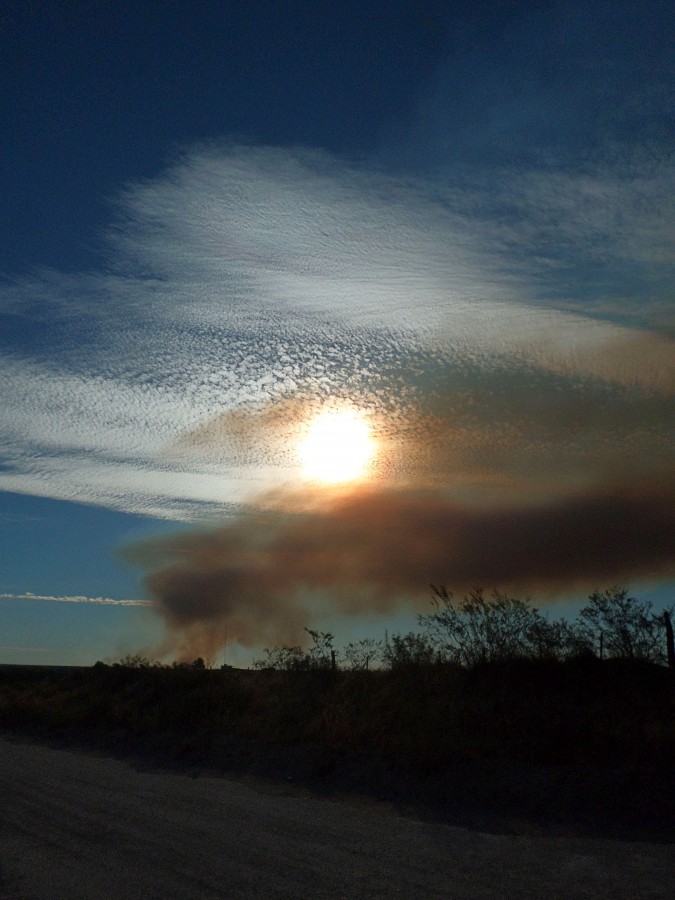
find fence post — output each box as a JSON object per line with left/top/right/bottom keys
{"left": 663, "top": 611, "right": 675, "bottom": 671}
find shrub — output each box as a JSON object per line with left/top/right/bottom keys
{"left": 382, "top": 632, "right": 441, "bottom": 669}
{"left": 114, "top": 653, "right": 163, "bottom": 669}
{"left": 252, "top": 645, "right": 306, "bottom": 671}
{"left": 252, "top": 629, "right": 337, "bottom": 671}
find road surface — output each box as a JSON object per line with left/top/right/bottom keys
{"left": 0, "top": 736, "right": 672, "bottom": 898}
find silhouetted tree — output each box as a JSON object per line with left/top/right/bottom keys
{"left": 579, "top": 587, "right": 672, "bottom": 663}
{"left": 525, "top": 615, "right": 589, "bottom": 660}
{"left": 304, "top": 628, "right": 336, "bottom": 670}
{"left": 664, "top": 610, "right": 675, "bottom": 670}
{"left": 420, "top": 587, "right": 568, "bottom": 665}
{"left": 343, "top": 638, "right": 383, "bottom": 670}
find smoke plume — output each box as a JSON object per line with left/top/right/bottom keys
{"left": 127, "top": 479, "right": 675, "bottom": 660}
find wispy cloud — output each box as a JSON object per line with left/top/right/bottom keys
{"left": 0, "top": 592, "right": 153, "bottom": 607}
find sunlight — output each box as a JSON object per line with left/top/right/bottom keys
{"left": 300, "top": 408, "right": 375, "bottom": 484}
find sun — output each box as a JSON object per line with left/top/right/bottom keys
{"left": 300, "top": 408, "right": 375, "bottom": 484}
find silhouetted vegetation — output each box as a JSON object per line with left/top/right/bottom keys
{"left": 416, "top": 586, "right": 673, "bottom": 667}
{"left": 579, "top": 587, "right": 670, "bottom": 662}
{"left": 0, "top": 587, "right": 673, "bottom": 836}
{"left": 1, "top": 653, "right": 672, "bottom": 767}
{"left": 421, "top": 587, "right": 575, "bottom": 665}
{"left": 252, "top": 628, "right": 337, "bottom": 672}
{"left": 251, "top": 586, "right": 673, "bottom": 671}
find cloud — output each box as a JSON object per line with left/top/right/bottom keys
{"left": 1, "top": 143, "right": 672, "bottom": 520}
{"left": 0, "top": 592, "right": 153, "bottom": 607}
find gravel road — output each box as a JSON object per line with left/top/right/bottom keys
{"left": 0, "top": 736, "right": 672, "bottom": 899}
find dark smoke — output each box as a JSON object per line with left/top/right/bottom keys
{"left": 127, "top": 480, "right": 675, "bottom": 660}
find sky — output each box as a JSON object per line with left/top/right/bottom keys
{"left": 1, "top": 0, "right": 673, "bottom": 666}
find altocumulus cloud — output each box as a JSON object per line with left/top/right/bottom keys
{"left": 1, "top": 144, "right": 673, "bottom": 655}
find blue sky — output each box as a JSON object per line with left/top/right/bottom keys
{"left": 1, "top": 1, "right": 673, "bottom": 665}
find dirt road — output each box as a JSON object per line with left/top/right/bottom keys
{"left": 0, "top": 736, "right": 672, "bottom": 899}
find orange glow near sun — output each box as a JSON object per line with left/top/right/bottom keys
{"left": 300, "top": 408, "right": 375, "bottom": 484}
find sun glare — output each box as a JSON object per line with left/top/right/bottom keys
{"left": 300, "top": 408, "right": 375, "bottom": 484}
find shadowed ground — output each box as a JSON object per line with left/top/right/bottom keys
{"left": 1, "top": 736, "right": 673, "bottom": 899}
